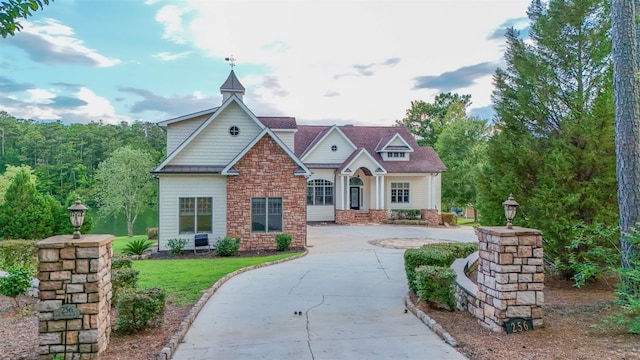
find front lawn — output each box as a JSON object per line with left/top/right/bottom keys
{"left": 112, "top": 235, "right": 154, "bottom": 255}
{"left": 132, "top": 253, "right": 302, "bottom": 305}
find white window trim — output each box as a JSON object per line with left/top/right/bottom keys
{"left": 178, "top": 196, "right": 214, "bottom": 234}
{"left": 390, "top": 182, "right": 411, "bottom": 204}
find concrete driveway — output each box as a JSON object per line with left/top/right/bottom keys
{"left": 171, "top": 225, "right": 476, "bottom": 360}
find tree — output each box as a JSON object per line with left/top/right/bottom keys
{"left": 0, "top": 167, "right": 61, "bottom": 239}
{"left": 94, "top": 146, "right": 155, "bottom": 237}
{"left": 611, "top": 0, "right": 640, "bottom": 285}
{"left": 477, "top": 0, "right": 616, "bottom": 271}
{"left": 0, "top": 0, "right": 52, "bottom": 38}
{"left": 434, "top": 102, "right": 489, "bottom": 217}
{"left": 396, "top": 93, "right": 471, "bottom": 147}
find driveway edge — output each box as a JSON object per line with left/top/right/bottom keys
{"left": 404, "top": 293, "right": 459, "bottom": 347}
{"left": 156, "top": 249, "right": 309, "bottom": 360}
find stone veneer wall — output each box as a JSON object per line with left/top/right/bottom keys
{"left": 37, "top": 234, "right": 113, "bottom": 359}
{"left": 420, "top": 209, "right": 441, "bottom": 226}
{"left": 226, "top": 135, "right": 307, "bottom": 251}
{"left": 335, "top": 209, "right": 388, "bottom": 225}
{"left": 476, "top": 226, "right": 544, "bottom": 332}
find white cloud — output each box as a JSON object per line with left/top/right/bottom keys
{"left": 153, "top": 0, "right": 531, "bottom": 124}
{"left": 152, "top": 51, "right": 192, "bottom": 61}
{"left": 17, "top": 19, "right": 121, "bottom": 67}
{"left": 155, "top": 5, "right": 189, "bottom": 44}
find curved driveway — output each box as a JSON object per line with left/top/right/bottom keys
{"left": 172, "top": 225, "right": 476, "bottom": 360}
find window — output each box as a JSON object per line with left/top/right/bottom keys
{"left": 391, "top": 183, "right": 410, "bottom": 203}
{"left": 387, "top": 152, "right": 406, "bottom": 158}
{"left": 251, "top": 197, "right": 282, "bottom": 232}
{"left": 331, "top": 145, "right": 338, "bottom": 152}
{"left": 179, "top": 197, "right": 213, "bottom": 234}
{"left": 307, "top": 179, "right": 334, "bottom": 205}
{"left": 229, "top": 126, "right": 240, "bottom": 136}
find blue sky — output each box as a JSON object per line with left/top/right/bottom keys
{"left": 0, "top": 0, "right": 531, "bottom": 126}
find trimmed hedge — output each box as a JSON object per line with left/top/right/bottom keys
{"left": 115, "top": 287, "right": 166, "bottom": 334}
{"left": 414, "top": 265, "right": 457, "bottom": 310}
{"left": 384, "top": 220, "right": 430, "bottom": 226}
{"left": 389, "top": 209, "right": 422, "bottom": 220}
{"left": 0, "top": 240, "right": 38, "bottom": 276}
{"left": 441, "top": 212, "right": 458, "bottom": 226}
{"left": 404, "top": 242, "right": 477, "bottom": 293}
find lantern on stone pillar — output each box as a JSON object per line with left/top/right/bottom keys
{"left": 68, "top": 197, "right": 87, "bottom": 239}
{"left": 502, "top": 194, "right": 519, "bottom": 229}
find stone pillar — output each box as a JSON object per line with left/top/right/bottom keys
{"left": 37, "top": 234, "right": 114, "bottom": 359}
{"left": 476, "top": 226, "right": 544, "bottom": 332}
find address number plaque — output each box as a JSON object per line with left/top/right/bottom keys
{"left": 503, "top": 317, "right": 534, "bottom": 334}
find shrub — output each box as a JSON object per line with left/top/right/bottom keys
{"left": 147, "top": 227, "right": 159, "bottom": 240}
{"left": 404, "top": 242, "right": 477, "bottom": 293}
{"left": 0, "top": 240, "right": 38, "bottom": 276}
{"left": 389, "top": 209, "right": 421, "bottom": 220}
{"left": 384, "top": 219, "right": 430, "bottom": 226}
{"left": 115, "top": 287, "right": 166, "bottom": 334}
{"left": 215, "top": 237, "right": 240, "bottom": 257}
{"left": 414, "top": 265, "right": 457, "bottom": 310}
{"left": 0, "top": 266, "right": 32, "bottom": 306}
{"left": 167, "top": 238, "right": 188, "bottom": 255}
{"left": 441, "top": 212, "right": 458, "bottom": 226}
{"left": 123, "top": 238, "right": 154, "bottom": 256}
{"left": 111, "top": 256, "right": 133, "bottom": 270}
{"left": 556, "top": 222, "right": 620, "bottom": 287}
{"left": 112, "top": 268, "right": 139, "bottom": 304}
{"left": 604, "top": 226, "right": 640, "bottom": 334}
{"left": 276, "top": 234, "right": 292, "bottom": 251}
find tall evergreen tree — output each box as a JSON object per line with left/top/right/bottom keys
{"left": 611, "top": 0, "right": 640, "bottom": 284}
{"left": 478, "top": 0, "right": 616, "bottom": 269}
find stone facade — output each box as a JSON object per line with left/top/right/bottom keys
{"left": 420, "top": 209, "right": 441, "bottom": 226}
{"left": 226, "top": 135, "right": 307, "bottom": 251}
{"left": 37, "top": 234, "right": 113, "bottom": 359}
{"left": 335, "top": 209, "right": 388, "bottom": 225}
{"left": 476, "top": 226, "right": 544, "bottom": 332}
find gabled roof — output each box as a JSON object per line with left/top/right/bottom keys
{"left": 337, "top": 148, "right": 387, "bottom": 175}
{"left": 299, "top": 125, "right": 357, "bottom": 161}
{"left": 258, "top": 117, "right": 297, "bottom": 130}
{"left": 156, "top": 108, "right": 218, "bottom": 127}
{"left": 222, "top": 128, "right": 310, "bottom": 176}
{"left": 153, "top": 94, "right": 265, "bottom": 173}
{"left": 295, "top": 125, "right": 446, "bottom": 173}
{"left": 375, "top": 133, "right": 414, "bottom": 153}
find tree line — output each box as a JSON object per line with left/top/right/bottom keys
{"left": 0, "top": 111, "right": 166, "bottom": 238}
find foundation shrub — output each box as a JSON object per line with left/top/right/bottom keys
{"left": 215, "top": 236, "right": 240, "bottom": 257}
{"left": 276, "top": 233, "right": 292, "bottom": 251}
{"left": 167, "top": 238, "right": 188, "bottom": 255}
{"left": 123, "top": 238, "right": 154, "bottom": 256}
{"left": 389, "top": 209, "right": 422, "bottom": 220}
{"left": 441, "top": 212, "right": 458, "bottom": 226}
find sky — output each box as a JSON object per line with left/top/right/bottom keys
{"left": 0, "top": 0, "right": 532, "bottom": 127}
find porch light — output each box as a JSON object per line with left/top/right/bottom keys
{"left": 502, "top": 194, "right": 519, "bottom": 229}
{"left": 68, "top": 197, "right": 87, "bottom": 239}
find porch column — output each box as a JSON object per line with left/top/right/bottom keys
{"left": 380, "top": 175, "right": 385, "bottom": 209}
{"left": 375, "top": 175, "right": 379, "bottom": 209}
{"left": 430, "top": 175, "right": 437, "bottom": 209}
{"left": 345, "top": 175, "right": 350, "bottom": 209}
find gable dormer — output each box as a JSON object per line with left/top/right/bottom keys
{"left": 375, "top": 133, "right": 414, "bottom": 161}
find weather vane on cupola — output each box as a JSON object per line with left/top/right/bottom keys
{"left": 225, "top": 55, "right": 236, "bottom": 69}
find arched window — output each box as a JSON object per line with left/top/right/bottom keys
{"left": 349, "top": 177, "right": 363, "bottom": 186}
{"left": 307, "top": 179, "right": 334, "bottom": 206}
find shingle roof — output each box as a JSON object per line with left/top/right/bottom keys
{"left": 295, "top": 125, "right": 446, "bottom": 173}
{"left": 257, "top": 117, "right": 297, "bottom": 129}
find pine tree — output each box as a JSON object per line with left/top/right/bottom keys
{"left": 478, "top": 0, "right": 616, "bottom": 268}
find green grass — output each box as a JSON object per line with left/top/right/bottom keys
{"left": 112, "top": 235, "right": 154, "bottom": 255}
{"left": 457, "top": 218, "right": 479, "bottom": 226}
{"left": 132, "top": 253, "right": 302, "bottom": 306}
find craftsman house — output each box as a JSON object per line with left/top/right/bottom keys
{"left": 153, "top": 69, "right": 446, "bottom": 251}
